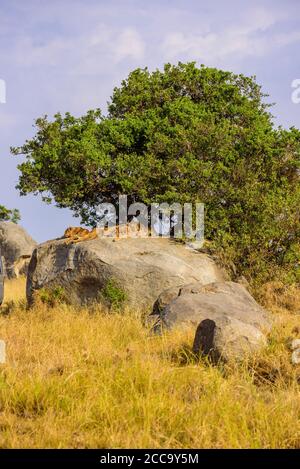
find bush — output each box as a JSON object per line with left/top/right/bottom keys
{"left": 101, "top": 279, "right": 127, "bottom": 310}
{"left": 37, "top": 286, "right": 66, "bottom": 307}
{"left": 11, "top": 62, "right": 300, "bottom": 284}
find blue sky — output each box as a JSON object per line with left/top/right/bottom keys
{"left": 0, "top": 0, "right": 300, "bottom": 242}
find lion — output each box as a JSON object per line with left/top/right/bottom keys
{"left": 64, "top": 222, "right": 149, "bottom": 244}
{"left": 63, "top": 227, "right": 98, "bottom": 245}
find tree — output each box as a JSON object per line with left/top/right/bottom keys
{"left": 0, "top": 205, "right": 20, "bottom": 223}
{"left": 11, "top": 62, "right": 300, "bottom": 283}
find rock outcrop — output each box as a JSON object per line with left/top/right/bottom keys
{"left": 152, "top": 281, "right": 272, "bottom": 361}
{"left": 0, "top": 222, "right": 37, "bottom": 278}
{"left": 26, "top": 237, "right": 225, "bottom": 310}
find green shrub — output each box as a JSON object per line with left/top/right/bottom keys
{"left": 12, "top": 62, "right": 300, "bottom": 284}
{"left": 101, "top": 279, "right": 127, "bottom": 310}
{"left": 38, "top": 286, "right": 66, "bottom": 307}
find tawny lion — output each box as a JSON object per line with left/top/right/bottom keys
{"left": 64, "top": 223, "right": 149, "bottom": 244}
{"left": 64, "top": 227, "right": 98, "bottom": 244}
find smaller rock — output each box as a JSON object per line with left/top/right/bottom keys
{"left": 291, "top": 349, "right": 300, "bottom": 365}
{"left": 193, "top": 316, "right": 267, "bottom": 363}
{"left": 153, "top": 281, "right": 271, "bottom": 332}
{"left": 290, "top": 339, "right": 300, "bottom": 351}
{"left": 192, "top": 319, "right": 216, "bottom": 357}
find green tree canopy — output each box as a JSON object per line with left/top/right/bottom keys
{"left": 0, "top": 205, "right": 20, "bottom": 223}
{"left": 11, "top": 62, "right": 300, "bottom": 283}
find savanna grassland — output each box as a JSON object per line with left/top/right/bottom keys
{"left": 0, "top": 277, "right": 300, "bottom": 448}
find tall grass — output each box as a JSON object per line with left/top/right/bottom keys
{"left": 0, "top": 278, "right": 300, "bottom": 448}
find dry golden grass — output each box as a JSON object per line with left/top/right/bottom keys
{"left": 3, "top": 276, "right": 26, "bottom": 304}
{"left": 0, "top": 278, "right": 300, "bottom": 448}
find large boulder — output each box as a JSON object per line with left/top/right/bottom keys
{"left": 152, "top": 281, "right": 272, "bottom": 361}
{"left": 26, "top": 237, "right": 225, "bottom": 310}
{"left": 0, "top": 222, "right": 37, "bottom": 278}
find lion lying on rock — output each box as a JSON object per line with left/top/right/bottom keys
{"left": 63, "top": 223, "right": 149, "bottom": 244}
{"left": 64, "top": 227, "right": 98, "bottom": 244}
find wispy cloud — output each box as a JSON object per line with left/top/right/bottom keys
{"left": 162, "top": 7, "right": 300, "bottom": 64}
{"left": 113, "top": 28, "right": 145, "bottom": 62}
{"left": 11, "top": 25, "right": 145, "bottom": 71}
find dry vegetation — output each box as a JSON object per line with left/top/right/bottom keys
{"left": 0, "top": 277, "right": 300, "bottom": 448}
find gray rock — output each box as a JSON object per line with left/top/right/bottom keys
{"left": 193, "top": 317, "right": 267, "bottom": 363}
{"left": 153, "top": 281, "right": 271, "bottom": 361}
{"left": 27, "top": 237, "right": 225, "bottom": 310}
{"left": 153, "top": 281, "right": 271, "bottom": 332}
{"left": 0, "top": 222, "right": 37, "bottom": 278}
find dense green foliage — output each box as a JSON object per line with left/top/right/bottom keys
{"left": 0, "top": 204, "right": 20, "bottom": 223}
{"left": 101, "top": 279, "right": 128, "bottom": 310}
{"left": 11, "top": 63, "right": 300, "bottom": 283}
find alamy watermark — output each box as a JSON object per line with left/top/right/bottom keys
{"left": 0, "top": 79, "right": 6, "bottom": 104}
{"left": 291, "top": 79, "right": 300, "bottom": 104}
{"left": 95, "top": 195, "right": 205, "bottom": 246}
